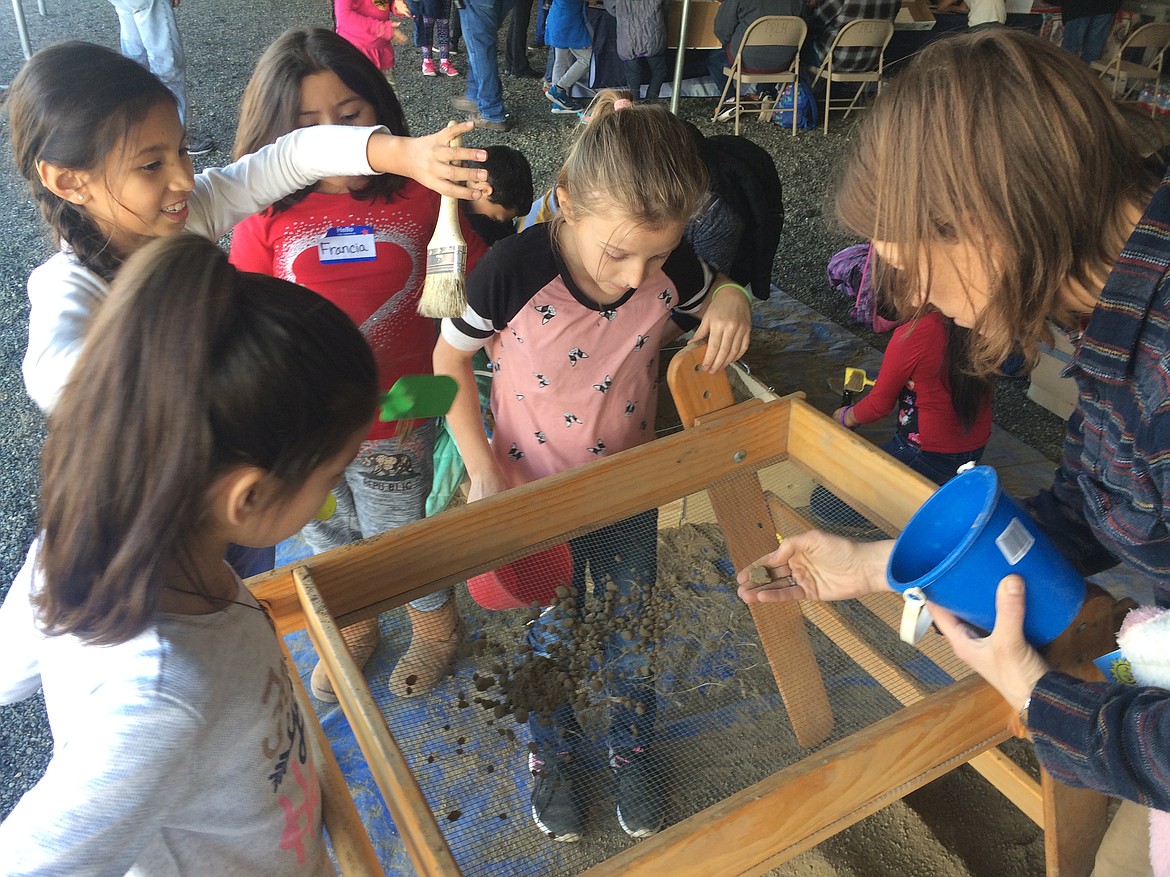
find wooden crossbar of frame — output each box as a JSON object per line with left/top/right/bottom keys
{"left": 581, "top": 676, "right": 1013, "bottom": 877}
{"left": 252, "top": 397, "right": 788, "bottom": 636}
{"left": 294, "top": 567, "right": 459, "bottom": 876}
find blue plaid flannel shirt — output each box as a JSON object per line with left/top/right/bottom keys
{"left": 1027, "top": 167, "right": 1170, "bottom": 808}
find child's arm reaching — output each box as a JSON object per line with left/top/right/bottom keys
{"left": 433, "top": 335, "right": 509, "bottom": 502}
{"left": 190, "top": 122, "right": 487, "bottom": 241}
{"left": 690, "top": 275, "right": 752, "bottom": 373}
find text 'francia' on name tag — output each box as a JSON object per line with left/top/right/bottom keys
{"left": 319, "top": 225, "right": 377, "bottom": 264}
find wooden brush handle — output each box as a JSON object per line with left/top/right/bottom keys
{"left": 446, "top": 118, "right": 462, "bottom": 156}
{"left": 435, "top": 121, "right": 464, "bottom": 241}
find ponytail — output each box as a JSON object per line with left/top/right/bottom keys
{"left": 36, "top": 235, "right": 378, "bottom": 643}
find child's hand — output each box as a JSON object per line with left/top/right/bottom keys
{"left": 692, "top": 281, "right": 751, "bottom": 372}
{"left": 468, "top": 465, "right": 509, "bottom": 503}
{"left": 832, "top": 405, "right": 858, "bottom": 429}
{"left": 369, "top": 122, "right": 489, "bottom": 200}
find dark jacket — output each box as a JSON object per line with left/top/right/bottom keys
{"left": 696, "top": 133, "right": 784, "bottom": 299}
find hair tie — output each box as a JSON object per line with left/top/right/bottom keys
{"left": 613, "top": 98, "right": 633, "bottom": 111}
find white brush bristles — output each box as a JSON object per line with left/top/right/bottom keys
{"left": 418, "top": 270, "right": 467, "bottom": 319}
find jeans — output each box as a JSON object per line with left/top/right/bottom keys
{"left": 505, "top": 0, "right": 535, "bottom": 71}
{"left": 406, "top": 0, "right": 424, "bottom": 44}
{"left": 809, "top": 433, "right": 984, "bottom": 530}
{"left": 707, "top": 45, "right": 732, "bottom": 98}
{"left": 880, "top": 432, "right": 984, "bottom": 486}
{"left": 624, "top": 52, "right": 669, "bottom": 101}
{"left": 526, "top": 509, "right": 659, "bottom": 753}
{"left": 459, "top": 0, "right": 514, "bottom": 121}
{"left": 1062, "top": 13, "right": 1114, "bottom": 63}
{"left": 225, "top": 544, "right": 275, "bottom": 579}
{"left": 107, "top": 0, "right": 187, "bottom": 123}
{"left": 302, "top": 419, "right": 450, "bottom": 612}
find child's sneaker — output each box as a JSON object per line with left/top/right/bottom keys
{"left": 609, "top": 746, "right": 665, "bottom": 838}
{"left": 438, "top": 58, "right": 459, "bottom": 77}
{"left": 529, "top": 750, "right": 584, "bottom": 842}
{"left": 421, "top": 58, "right": 437, "bottom": 77}
{"left": 545, "top": 84, "right": 580, "bottom": 113}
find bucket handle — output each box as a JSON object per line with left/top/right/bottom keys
{"left": 899, "top": 586, "right": 934, "bottom": 645}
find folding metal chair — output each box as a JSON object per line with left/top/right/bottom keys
{"left": 804, "top": 18, "right": 894, "bottom": 134}
{"left": 1091, "top": 21, "right": 1170, "bottom": 117}
{"left": 711, "top": 15, "right": 807, "bottom": 136}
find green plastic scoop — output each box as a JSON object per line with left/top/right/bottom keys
{"left": 379, "top": 374, "right": 459, "bottom": 422}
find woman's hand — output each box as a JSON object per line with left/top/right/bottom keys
{"left": 736, "top": 531, "right": 895, "bottom": 603}
{"left": 693, "top": 282, "right": 752, "bottom": 373}
{"left": 368, "top": 121, "right": 488, "bottom": 199}
{"left": 930, "top": 575, "right": 1051, "bottom": 714}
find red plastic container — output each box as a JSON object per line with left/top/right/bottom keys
{"left": 467, "top": 543, "right": 573, "bottom": 610}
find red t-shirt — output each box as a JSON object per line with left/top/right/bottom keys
{"left": 230, "top": 181, "right": 486, "bottom": 440}
{"left": 850, "top": 310, "right": 992, "bottom": 453}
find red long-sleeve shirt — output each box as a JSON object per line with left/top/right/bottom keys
{"left": 850, "top": 310, "right": 991, "bottom": 453}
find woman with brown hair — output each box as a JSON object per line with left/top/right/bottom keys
{"left": 738, "top": 28, "right": 1168, "bottom": 876}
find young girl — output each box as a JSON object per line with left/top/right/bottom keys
{"left": 736, "top": 30, "right": 1169, "bottom": 876}
{"left": 833, "top": 310, "right": 994, "bottom": 485}
{"left": 418, "top": 0, "right": 458, "bottom": 76}
{"left": 11, "top": 40, "right": 485, "bottom": 417}
{"left": 230, "top": 27, "right": 486, "bottom": 703}
{"left": 0, "top": 234, "right": 379, "bottom": 875}
{"left": 434, "top": 90, "right": 751, "bottom": 842}
{"left": 334, "top": 0, "right": 409, "bottom": 84}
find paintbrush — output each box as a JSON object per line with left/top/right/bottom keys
{"left": 417, "top": 122, "right": 468, "bottom": 319}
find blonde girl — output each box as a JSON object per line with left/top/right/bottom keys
{"left": 434, "top": 89, "right": 751, "bottom": 843}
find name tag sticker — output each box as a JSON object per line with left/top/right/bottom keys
{"left": 319, "top": 225, "right": 377, "bottom": 264}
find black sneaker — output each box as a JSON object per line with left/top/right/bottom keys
{"left": 610, "top": 746, "right": 665, "bottom": 838}
{"left": 185, "top": 133, "right": 214, "bottom": 156}
{"left": 529, "top": 750, "right": 584, "bottom": 842}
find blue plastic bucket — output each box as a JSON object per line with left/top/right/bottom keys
{"left": 887, "top": 466, "right": 1085, "bottom": 646}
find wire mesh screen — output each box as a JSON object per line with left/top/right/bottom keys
{"left": 288, "top": 454, "right": 973, "bottom": 876}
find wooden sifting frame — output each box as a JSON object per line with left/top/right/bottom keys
{"left": 251, "top": 344, "right": 1113, "bottom": 877}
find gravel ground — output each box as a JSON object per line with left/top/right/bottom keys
{"left": 0, "top": 0, "right": 1067, "bottom": 836}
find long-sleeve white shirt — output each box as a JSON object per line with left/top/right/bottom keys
{"left": 22, "top": 124, "right": 386, "bottom": 413}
